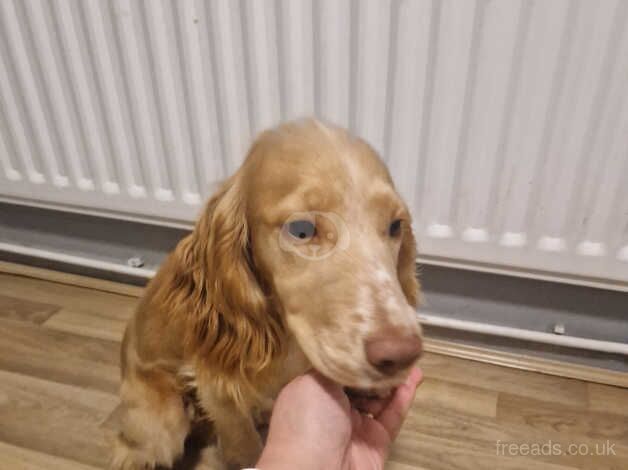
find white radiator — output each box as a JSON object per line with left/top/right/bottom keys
{"left": 0, "top": 0, "right": 627, "bottom": 286}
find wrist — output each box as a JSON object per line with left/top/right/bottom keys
{"left": 256, "top": 440, "right": 333, "bottom": 470}
{"left": 256, "top": 446, "right": 305, "bottom": 470}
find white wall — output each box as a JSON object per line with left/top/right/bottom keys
{"left": 0, "top": 0, "right": 627, "bottom": 285}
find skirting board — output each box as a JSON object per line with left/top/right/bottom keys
{"left": 424, "top": 338, "right": 628, "bottom": 389}
{"left": 0, "top": 260, "right": 144, "bottom": 297}
{"left": 0, "top": 260, "right": 626, "bottom": 389}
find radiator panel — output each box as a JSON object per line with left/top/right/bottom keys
{"left": 0, "top": 0, "right": 626, "bottom": 283}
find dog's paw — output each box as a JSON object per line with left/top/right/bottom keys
{"left": 110, "top": 435, "right": 155, "bottom": 470}
{"left": 194, "top": 444, "right": 227, "bottom": 470}
{"left": 220, "top": 441, "right": 263, "bottom": 470}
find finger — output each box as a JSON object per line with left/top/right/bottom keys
{"left": 405, "top": 366, "right": 423, "bottom": 389}
{"left": 350, "top": 407, "right": 365, "bottom": 428}
{"left": 376, "top": 367, "right": 423, "bottom": 439}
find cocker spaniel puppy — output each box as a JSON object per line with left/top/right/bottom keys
{"left": 112, "top": 119, "right": 423, "bottom": 469}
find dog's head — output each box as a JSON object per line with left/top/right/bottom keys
{"left": 182, "top": 119, "right": 422, "bottom": 390}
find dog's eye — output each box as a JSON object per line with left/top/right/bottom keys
{"left": 287, "top": 220, "right": 316, "bottom": 240}
{"left": 388, "top": 219, "right": 402, "bottom": 237}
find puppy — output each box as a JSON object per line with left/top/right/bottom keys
{"left": 112, "top": 119, "right": 422, "bottom": 469}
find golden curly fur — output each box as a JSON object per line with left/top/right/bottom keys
{"left": 112, "top": 119, "right": 422, "bottom": 469}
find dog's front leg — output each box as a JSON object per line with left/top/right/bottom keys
{"left": 199, "top": 392, "right": 263, "bottom": 469}
{"left": 216, "top": 408, "right": 263, "bottom": 469}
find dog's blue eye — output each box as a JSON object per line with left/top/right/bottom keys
{"left": 287, "top": 220, "right": 316, "bottom": 240}
{"left": 389, "top": 219, "right": 402, "bottom": 237}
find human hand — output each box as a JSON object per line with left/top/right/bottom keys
{"left": 255, "top": 367, "right": 423, "bottom": 470}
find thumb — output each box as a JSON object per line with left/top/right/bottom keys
{"left": 376, "top": 367, "right": 423, "bottom": 440}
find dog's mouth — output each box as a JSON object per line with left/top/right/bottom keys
{"left": 315, "top": 359, "right": 410, "bottom": 396}
{"left": 344, "top": 386, "right": 391, "bottom": 400}
{"left": 344, "top": 386, "right": 394, "bottom": 414}
{"left": 303, "top": 343, "right": 414, "bottom": 393}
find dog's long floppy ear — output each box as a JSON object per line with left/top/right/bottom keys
{"left": 168, "top": 171, "right": 283, "bottom": 378}
{"left": 398, "top": 217, "right": 421, "bottom": 307}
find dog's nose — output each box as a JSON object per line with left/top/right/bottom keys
{"left": 365, "top": 332, "right": 422, "bottom": 376}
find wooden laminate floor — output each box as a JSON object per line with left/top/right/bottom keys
{"left": 0, "top": 270, "right": 627, "bottom": 470}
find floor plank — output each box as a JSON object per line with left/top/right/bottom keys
{"left": 0, "top": 318, "right": 120, "bottom": 394}
{"left": 0, "top": 441, "right": 100, "bottom": 470}
{"left": 497, "top": 392, "right": 628, "bottom": 443}
{"left": 44, "top": 308, "right": 127, "bottom": 342}
{"left": 398, "top": 393, "right": 628, "bottom": 470}
{"left": 397, "top": 396, "right": 628, "bottom": 470}
{"left": 496, "top": 392, "right": 628, "bottom": 470}
{"left": 0, "top": 294, "right": 60, "bottom": 324}
{"left": 0, "top": 273, "right": 137, "bottom": 321}
{"left": 390, "top": 430, "right": 579, "bottom": 470}
{"left": 588, "top": 383, "right": 628, "bottom": 417}
{"left": 420, "top": 352, "right": 590, "bottom": 408}
{"left": 0, "top": 369, "right": 118, "bottom": 468}
{"left": 413, "top": 377, "right": 498, "bottom": 418}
